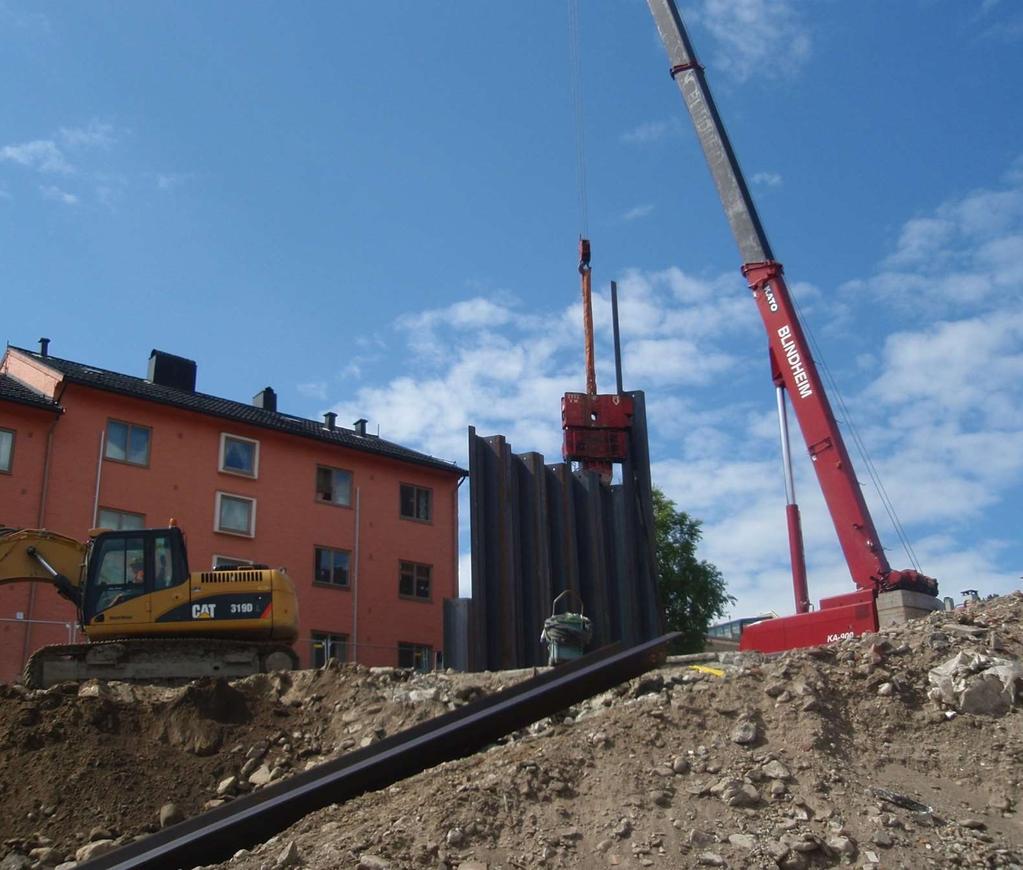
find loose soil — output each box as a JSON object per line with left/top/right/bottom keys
{"left": 2, "top": 594, "right": 1022, "bottom": 869}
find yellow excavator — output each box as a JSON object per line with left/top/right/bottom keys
{"left": 0, "top": 524, "right": 299, "bottom": 688}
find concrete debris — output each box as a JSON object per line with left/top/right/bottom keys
{"left": 158, "top": 802, "right": 184, "bottom": 828}
{"left": 729, "top": 715, "right": 759, "bottom": 745}
{"left": 274, "top": 840, "right": 302, "bottom": 868}
{"left": 74, "top": 839, "right": 116, "bottom": 863}
{"left": 928, "top": 650, "right": 1023, "bottom": 716}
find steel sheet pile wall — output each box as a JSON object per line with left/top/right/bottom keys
{"left": 468, "top": 391, "right": 662, "bottom": 671}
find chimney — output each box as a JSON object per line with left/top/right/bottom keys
{"left": 354, "top": 418, "right": 368, "bottom": 437}
{"left": 252, "top": 387, "right": 277, "bottom": 413}
{"left": 323, "top": 411, "right": 337, "bottom": 431}
{"left": 147, "top": 350, "right": 197, "bottom": 392}
{"left": 38, "top": 337, "right": 50, "bottom": 357}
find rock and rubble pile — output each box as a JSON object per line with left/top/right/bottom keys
{"left": 2, "top": 593, "right": 1022, "bottom": 869}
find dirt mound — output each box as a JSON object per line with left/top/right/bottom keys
{"left": 0, "top": 665, "right": 527, "bottom": 866}
{"left": 1, "top": 595, "right": 1022, "bottom": 869}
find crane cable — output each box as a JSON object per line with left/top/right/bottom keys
{"left": 790, "top": 295, "right": 922, "bottom": 572}
{"left": 568, "top": 0, "right": 589, "bottom": 238}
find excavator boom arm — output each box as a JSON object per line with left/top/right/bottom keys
{"left": 0, "top": 529, "right": 86, "bottom": 606}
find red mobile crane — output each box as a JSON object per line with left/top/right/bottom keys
{"left": 644, "top": 0, "right": 939, "bottom": 651}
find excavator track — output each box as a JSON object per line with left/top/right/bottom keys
{"left": 22, "top": 636, "right": 299, "bottom": 689}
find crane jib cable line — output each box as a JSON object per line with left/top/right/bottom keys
{"left": 790, "top": 294, "right": 921, "bottom": 571}
{"left": 568, "top": 0, "right": 589, "bottom": 237}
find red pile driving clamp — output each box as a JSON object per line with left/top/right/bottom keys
{"left": 561, "top": 392, "right": 634, "bottom": 464}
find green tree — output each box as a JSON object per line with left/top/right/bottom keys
{"left": 652, "top": 486, "right": 733, "bottom": 653}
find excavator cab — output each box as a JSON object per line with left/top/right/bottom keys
{"left": 83, "top": 527, "right": 190, "bottom": 624}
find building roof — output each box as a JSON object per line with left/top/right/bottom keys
{"left": 6, "top": 347, "right": 465, "bottom": 475}
{"left": 0, "top": 373, "right": 62, "bottom": 413}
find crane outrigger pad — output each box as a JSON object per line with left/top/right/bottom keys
{"left": 77, "top": 632, "right": 678, "bottom": 870}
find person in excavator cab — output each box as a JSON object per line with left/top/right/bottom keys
{"left": 99, "top": 556, "right": 145, "bottom": 610}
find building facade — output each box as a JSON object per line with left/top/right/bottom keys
{"left": 0, "top": 343, "right": 464, "bottom": 683}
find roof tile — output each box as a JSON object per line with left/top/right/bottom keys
{"left": 0, "top": 373, "right": 62, "bottom": 412}
{"left": 7, "top": 348, "right": 464, "bottom": 475}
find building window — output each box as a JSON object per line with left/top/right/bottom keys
{"left": 213, "top": 555, "right": 254, "bottom": 569}
{"left": 105, "top": 419, "right": 151, "bottom": 466}
{"left": 215, "top": 492, "right": 256, "bottom": 536}
{"left": 314, "top": 547, "right": 350, "bottom": 587}
{"left": 400, "top": 484, "right": 432, "bottom": 522}
{"left": 316, "top": 466, "right": 352, "bottom": 507}
{"left": 399, "top": 561, "right": 431, "bottom": 600}
{"left": 219, "top": 433, "right": 259, "bottom": 477}
{"left": 397, "top": 642, "right": 433, "bottom": 672}
{"left": 97, "top": 508, "right": 145, "bottom": 530}
{"left": 0, "top": 428, "right": 13, "bottom": 473}
{"left": 312, "top": 632, "right": 348, "bottom": 668}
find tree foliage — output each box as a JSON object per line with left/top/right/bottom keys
{"left": 652, "top": 485, "right": 733, "bottom": 653}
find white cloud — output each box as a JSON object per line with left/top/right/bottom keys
{"left": 867, "top": 312, "right": 1023, "bottom": 423}
{"left": 979, "top": 12, "right": 1023, "bottom": 43}
{"left": 1, "top": 122, "right": 118, "bottom": 178}
{"left": 620, "top": 119, "right": 679, "bottom": 145}
{"left": 693, "top": 0, "right": 811, "bottom": 82}
{"left": 0, "top": 4, "right": 51, "bottom": 34}
{"left": 0, "top": 139, "right": 72, "bottom": 174}
{"left": 297, "top": 381, "right": 328, "bottom": 401}
{"left": 319, "top": 159, "right": 1023, "bottom": 619}
{"left": 59, "top": 120, "right": 117, "bottom": 149}
{"left": 623, "top": 204, "right": 654, "bottom": 221}
{"left": 398, "top": 297, "right": 519, "bottom": 333}
{"left": 751, "top": 171, "right": 782, "bottom": 188}
{"left": 624, "top": 337, "right": 735, "bottom": 385}
{"left": 328, "top": 264, "right": 751, "bottom": 465}
{"left": 845, "top": 171, "right": 1023, "bottom": 318}
{"left": 39, "top": 185, "right": 78, "bottom": 205}
{"left": 156, "top": 172, "right": 190, "bottom": 191}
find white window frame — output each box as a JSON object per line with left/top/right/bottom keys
{"left": 315, "top": 465, "right": 353, "bottom": 507}
{"left": 219, "top": 433, "right": 260, "bottom": 478}
{"left": 214, "top": 491, "right": 256, "bottom": 537}
{"left": 97, "top": 507, "right": 146, "bottom": 530}
{"left": 0, "top": 427, "right": 14, "bottom": 474}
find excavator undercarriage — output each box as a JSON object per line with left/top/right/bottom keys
{"left": 22, "top": 637, "right": 299, "bottom": 689}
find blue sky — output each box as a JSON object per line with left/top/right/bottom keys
{"left": 3, "top": 1, "right": 1022, "bottom": 618}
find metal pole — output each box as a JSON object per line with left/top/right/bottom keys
{"left": 611, "top": 280, "right": 624, "bottom": 395}
{"left": 776, "top": 387, "right": 796, "bottom": 506}
{"left": 352, "top": 487, "right": 360, "bottom": 664}
{"left": 579, "top": 239, "right": 597, "bottom": 396}
{"left": 92, "top": 429, "right": 106, "bottom": 528}
{"left": 776, "top": 387, "right": 809, "bottom": 614}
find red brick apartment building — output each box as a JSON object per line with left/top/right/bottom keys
{"left": 0, "top": 342, "right": 464, "bottom": 683}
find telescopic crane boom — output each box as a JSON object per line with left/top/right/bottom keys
{"left": 644, "top": 0, "right": 938, "bottom": 650}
